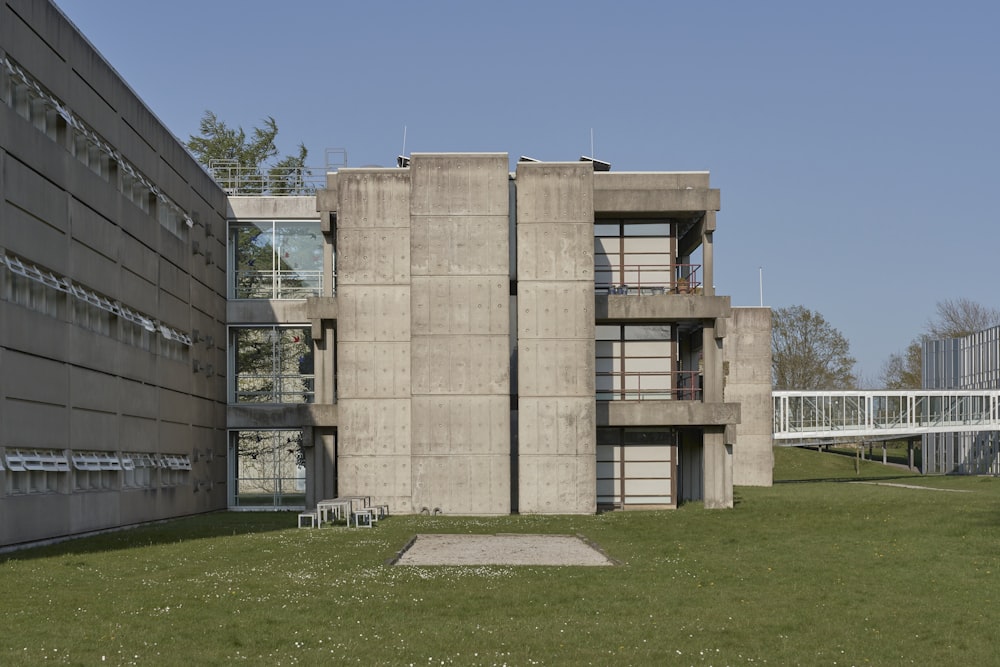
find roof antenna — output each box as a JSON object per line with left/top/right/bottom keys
{"left": 591, "top": 128, "right": 595, "bottom": 161}
{"left": 402, "top": 125, "right": 407, "bottom": 156}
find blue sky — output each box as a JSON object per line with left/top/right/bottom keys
{"left": 55, "top": 0, "right": 999, "bottom": 383}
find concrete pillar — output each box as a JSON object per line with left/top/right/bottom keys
{"left": 723, "top": 308, "right": 773, "bottom": 486}
{"left": 703, "top": 228, "right": 714, "bottom": 297}
{"left": 515, "top": 162, "right": 596, "bottom": 514}
{"left": 703, "top": 428, "right": 733, "bottom": 508}
{"left": 335, "top": 169, "right": 414, "bottom": 512}
{"left": 408, "top": 154, "right": 511, "bottom": 515}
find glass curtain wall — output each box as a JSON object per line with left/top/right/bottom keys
{"left": 229, "top": 430, "right": 305, "bottom": 508}
{"left": 229, "top": 220, "right": 324, "bottom": 299}
{"left": 231, "top": 326, "right": 314, "bottom": 403}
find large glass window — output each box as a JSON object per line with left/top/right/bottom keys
{"left": 596, "top": 324, "right": 684, "bottom": 400}
{"left": 231, "top": 326, "right": 314, "bottom": 403}
{"left": 229, "top": 430, "right": 305, "bottom": 508}
{"left": 229, "top": 221, "right": 324, "bottom": 299}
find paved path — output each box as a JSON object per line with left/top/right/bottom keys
{"left": 851, "top": 481, "right": 973, "bottom": 493}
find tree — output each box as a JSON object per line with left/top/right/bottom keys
{"left": 881, "top": 339, "right": 923, "bottom": 389}
{"left": 186, "top": 111, "right": 309, "bottom": 195}
{"left": 925, "top": 298, "right": 1000, "bottom": 339}
{"left": 772, "top": 305, "right": 857, "bottom": 390}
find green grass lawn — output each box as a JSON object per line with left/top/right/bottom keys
{"left": 3, "top": 448, "right": 999, "bottom": 665}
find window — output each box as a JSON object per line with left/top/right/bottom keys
{"left": 4, "top": 449, "right": 69, "bottom": 495}
{"left": 229, "top": 430, "right": 305, "bottom": 508}
{"left": 122, "top": 453, "right": 156, "bottom": 489}
{"left": 159, "top": 454, "right": 192, "bottom": 487}
{"left": 229, "top": 221, "right": 324, "bottom": 299}
{"left": 231, "top": 326, "right": 314, "bottom": 403}
{"left": 72, "top": 451, "right": 121, "bottom": 491}
{"left": 596, "top": 324, "right": 680, "bottom": 400}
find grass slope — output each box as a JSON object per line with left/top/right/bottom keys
{"left": 2, "top": 450, "right": 998, "bottom": 665}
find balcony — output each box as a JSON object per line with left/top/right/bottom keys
{"left": 596, "top": 263, "right": 702, "bottom": 296}
{"left": 596, "top": 370, "right": 702, "bottom": 402}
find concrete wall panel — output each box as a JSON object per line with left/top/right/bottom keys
{"left": 411, "top": 277, "right": 508, "bottom": 336}
{"left": 411, "top": 335, "right": 508, "bottom": 395}
{"left": 2, "top": 349, "right": 68, "bottom": 405}
{"left": 336, "top": 455, "right": 412, "bottom": 511}
{"left": 410, "top": 396, "right": 508, "bottom": 456}
{"left": 518, "top": 397, "right": 596, "bottom": 455}
{"left": 337, "top": 228, "right": 410, "bottom": 284}
{"left": 70, "top": 407, "right": 118, "bottom": 449}
{"left": 337, "top": 171, "right": 411, "bottom": 229}
{"left": 516, "top": 223, "right": 594, "bottom": 281}
{"left": 410, "top": 216, "right": 508, "bottom": 276}
{"left": 518, "top": 454, "right": 595, "bottom": 514}
{"left": 517, "top": 339, "right": 594, "bottom": 397}
{"left": 336, "top": 398, "right": 410, "bottom": 456}
{"left": 514, "top": 163, "right": 593, "bottom": 223}
{"left": 120, "top": 415, "right": 158, "bottom": 449}
{"left": 336, "top": 287, "right": 410, "bottom": 342}
{"left": 518, "top": 282, "right": 594, "bottom": 339}
{"left": 411, "top": 454, "right": 509, "bottom": 514}
{"left": 409, "top": 153, "right": 508, "bottom": 216}
{"left": 1, "top": 398, "right": 68, "bottom": 446}
{"left": 337, "top": 342, "right": 410, "bottom": 398}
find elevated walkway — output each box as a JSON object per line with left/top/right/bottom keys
{"left": 773, "top": 390, "right": 1000, "bottom": 445}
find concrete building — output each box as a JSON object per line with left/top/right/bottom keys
{"left": 923, "top": 325, "right": 1000, "bottom": 474}
{"left": 1, "top": 0, "right": 772, "bottom": 548}
{"left": 1, "top": 0, "right": 228, "bottom": 546}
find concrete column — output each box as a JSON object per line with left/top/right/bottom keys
{"left": 703, "top": 428, "right": 733, "bottom": 508}
{"left": 703, "top": 229, "right": 714, "bottom": 296}
{"left": 408, "top": 154, "right": 511, "bottom": 515}
{"left": 724, "top": 308, "right": 773, "bottom": 486}
{"left": 515, "top": 162, "right": 596, "bottom": 514}
{"left": 335, "top": 169, "right": 414, "bottom": 512}
{"left": 702, "top": 323, "right": 723, "bottom": 403}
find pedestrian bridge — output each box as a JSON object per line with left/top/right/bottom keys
{"left": 773, "top": 390, "right": 1000, "bottom": 446}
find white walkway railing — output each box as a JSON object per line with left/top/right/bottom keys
{"left": 773, "top": 390, "right": 1000, "bottom": 444}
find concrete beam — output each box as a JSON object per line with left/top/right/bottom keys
{"left": 597, "top": 400, "right": 741, "bottom": 427}
{"left": 226, "top": 196, "right": 318, "bottom": 220}
{"left": 595, "top": 294, "right": 731, "bottom": 321}
{"left": 594, "top": 183, "right": 720, "bottom": 215}
{"left": 227, "top": 403, "right": 338, "bottom": 429}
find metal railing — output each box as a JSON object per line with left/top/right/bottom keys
{"left": 595, "top": 264, "right": 702, "bottom": 295}
{"left": 233, "top": 270, "right": 326, "bottom": 300}
{"left": 234, "top": 375, "right": 315, "bottom": 404}
{"left": 773, "top": 390, "right": 1000, "bottom": 443}
{"left": 596, "top": 371, "right": 702, "bottom": 401}
{"left": 209, "top": 160, "right": 327, "bottom": 196}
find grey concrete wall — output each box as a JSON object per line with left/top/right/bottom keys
{"left": 0, "top": 0, "right": 228, "bottom": 547}
{"left": 408, "top": 154, "right": 511, "bottom": 515}
{"left": 724, "top": 307, "right": 773, "bottom": 486}
{"left": 515, "top": 162, "right": 596, "bottom": 514}
{"left": 334, "top": 169, "right": 414, "bottom": 510}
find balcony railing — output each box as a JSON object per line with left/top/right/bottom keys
{"left": 234, "top": 375, "right": 315, "bottom": 404}
{"left": 595, "top": 264, "right": 702, "bottom": 295}
{"left": 233, "top": 270, "right": 327, "bottom": 300}
{"left": 209, "top": 160, "right": 328, "bottom": 196}
{"left": 596, "top": 371, "right": 702, "bottom": 401}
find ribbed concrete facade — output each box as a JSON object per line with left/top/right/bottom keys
{"left": 1, "top": 0, "right": 228, "bottom": 547}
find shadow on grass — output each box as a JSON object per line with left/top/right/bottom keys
{"left": 0, "top": 511, "right": 292, "bottom": 562}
